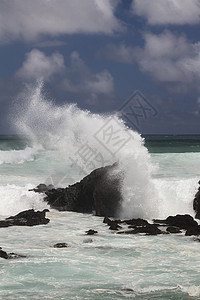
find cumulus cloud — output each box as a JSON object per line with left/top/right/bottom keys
{"left": 61, "top": 51, "right": 114, "bottom": 97}
{"left": 102, "top": 31, "right": 200, "bottom": 88}
{"left": 16, "top": 48, "right": 115, "bottom": 103}
{"left": 132, "top": 0, "right": 200, "bottom": 25}
{"left": 0, "top": 0, "right": 122, "bottom": 44}
{"left": 15, "top": 49, "right": 65, "bottom": 81}
{"left": 136, "top": 31, "right": 200, "bottom": 83}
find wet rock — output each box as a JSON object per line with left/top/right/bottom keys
{"left": 103, "top": 217, "right": 122, "bottom": 230}
{"left": 0, "top": 209, "right": 50, "bottom": 228}
{"left": 53, "top": 243, "right": 69, "bottom": 248}
{"left": 35, "top": 163, "right": 123, "bottom": 217}
{"left": 185, "top": 226, "right": 200, "bottom": 236}
{"left": 0, "top": 247, "right": 26, "bottom": 259}
{"left": 29, "top": 184, "right": 54, "bottom": 193}
{"left": 109, "top": 222, "right": 122, "bottom": 231}
{"left": 124, "top": 218, "right": 149, "bottom": 227}
{"left": 193, "top": 181, "right": 200, "bottom": 219}
{"left": 117, "top": 224, "right": 164, "bottom": 235}
{"left": 166, "top": 226, "right": 182, "bottom": 234}
{"left": 85, "top": 229, "right": 98, "bottom": 235}
{"left": 0, "top": 248, "right": 8, "bottom": 259}
{"left": 153, "top": 214, "right": 198, "bottom": 230}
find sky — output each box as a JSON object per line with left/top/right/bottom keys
{"left": 1, "top": 0, "right": 200, "bottom": 134}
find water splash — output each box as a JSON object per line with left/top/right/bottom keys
{"left": 11, "top": 81, "right": 161, "bottom": 219}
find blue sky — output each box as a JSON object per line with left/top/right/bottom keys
{"left": 1, "top": 0, "right": 200, "bottom": 134}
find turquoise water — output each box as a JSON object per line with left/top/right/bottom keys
{"left": 0, "top": 135, "right": 200, "bottom": 299}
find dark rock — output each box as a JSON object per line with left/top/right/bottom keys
{"left": 103, "top": 217, "right": 122, "bottom": 230}
{"left": 117, "top": 230, "right": 136, "bottom": 235}
{"left": 0, "top": 247, "right": 26, "bottom": 259}
{"left": 193, "top": 181, "right": 200, "bottom": 219}
{"left": 7, "top": 253, "right": 26, "bottom": 259}
{"left": 185, "top": 226, "right": 200, "bottom": 236}
{"left": 109, "top": 222, "right": 122, "bottom": 231}
{"left": 53, "top": 243, "right": 69, "bottom": 248}
{"left": 29, "top": 184, "right": 54, "bottom": 193}
{"left": 124, "top": 218, "right": 149, "bottom": 227}
{"left": 0, "top": 247, "right": 8, "bottom": 259}
{"left": 0, "top": 209, "right": 50, "bottom": 228}
{"left": 85, "top": 229, "right": 98, "bottom": 235}
{"left": 117, "top": 224, "right": 164, "bottom": 235}
{"left": 153, "top": 214, "right": 198, "bottom": 230}
{"left": 42, "top": 163, "right": 123, "bottom": 217}
{"left": 166, "top": 226, "right": 182, "bottom": 234}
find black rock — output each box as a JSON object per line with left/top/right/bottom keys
{"left": 185, "top": 226, "right": 200, "bottom": 236}
{"left": 103, "top": 217, "right": 122, "bottom": 230}
{"left": 0, "top": 247, "right": 26, "bottom": 259}
{"left": 85, "top": 229, "right": 98, "bottom": 235}
{"left": 123, "top": 218, "right": 149, "bottom": 227}
{"left": 193, "top": 181, "right": 200, "bottom": 219}
{"left": 53, "top": 243, "right": 69, "bottom": 248}
{"left": 166, "top": 226, "right": 182, "bottom": 234}
{"left": 0, "top": 209, "right": 50, "bottom": 228}
{"left": 117, "top": 224, "right": 164, "bottom": 235}
{"left": 0, "top": 248, "right": 8, "bottom": 259}
{"left": 29, "top": 184, "right": 54, "bottom": 193}
{"left": 42, "top": 163, "right": 123, "bottom": 217}
{"left": 153, "top": 214, "right": 198, "bottom": 230}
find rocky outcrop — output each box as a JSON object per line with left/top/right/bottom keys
{"left": 103, "top": 214, "right": 200, "bottom": 237}
{"left": 39, "top": 163, "right": 123, "bottom": 217}
{"left": 0, "top": 209, "right": 50, "bottom": 228}
{"left": 193, "top": 181, "right": 200, "bottom": 219}
{"left": 153, "top": 214, "right": 198, "bottom": 229}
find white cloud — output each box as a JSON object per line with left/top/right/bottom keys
{"left": 0, "top": 0, "right": 122, "bottom": 44}
{"left": 135, "top": 31, "right": 200, "bottom": 83}
{"left": 61, "top": 51, "right": 114, "bottom": 96}
{"left": 16, "top": 49, "right": 65, "bottom": 81}
{"left": 132, "top": 0, "right": 200, "bottom": 25}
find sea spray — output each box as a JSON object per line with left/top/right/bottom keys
{"left": 11, "top": 81, "right": 159, "bottom": 219}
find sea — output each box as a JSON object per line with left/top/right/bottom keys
{"left": 0, "top": 83, "right": 200, "bottom": 299}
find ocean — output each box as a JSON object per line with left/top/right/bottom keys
{"left": 0, "top": 83, "right": 200, "bottom": 299}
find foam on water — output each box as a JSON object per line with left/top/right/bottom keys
{"left": 0, "top": 146, "right": 40, "bottom": 165}
{"left": 0, "top": 184, "right": 49, "bottom": 217}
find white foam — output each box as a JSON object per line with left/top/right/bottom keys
{"left": 0, "top": 146, "right": 40, "bottom": 165}
{"left": 0, "top": 184, "right": 49, "bottom": 217}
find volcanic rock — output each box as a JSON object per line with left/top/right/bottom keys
{"left": 42, "top": 163, "right": 123, "bottom": 217}
{"left": 153, "top": 214, "right": 198, "bottom": 230}
{"left": 193, "top": 181, "right": 200, "bottom": 219}
{"left": 0, "top": 209, "right": 50, "bottom": 228}
{"left": 85, "top": 229, "right": 98, "bottom": 235}
{"left": 0, "top": 247, "right": 26, "bottom": 259}
{"left": 53, "top": 243, "right": 69, "bottom": 248}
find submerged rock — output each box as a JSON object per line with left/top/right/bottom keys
{"left": 36, "top": 163, "right": 123, "bottom": 217}
{"left": 0, "top": 209, "right": 50, "bottom": 228}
